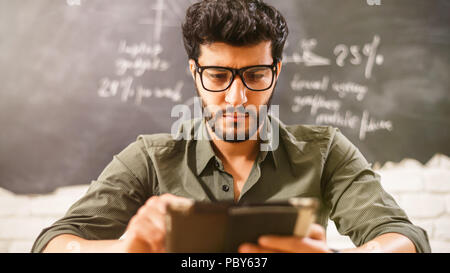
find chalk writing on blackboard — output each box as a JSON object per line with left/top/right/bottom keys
{"left": 115, "top": 41, "right": 170, "bottom": 76}
{"left": 97, "top": 39, "right": 181, "bottom": 105}
{"left": 283, "top": 39, "right": 331, "bottom": 67}
{"left": 316, "top": 110, "right": 360, "bottom": 131}
{"left": 334, "top": 35, "right": 384, "bottom": 79}
{"left": 291, "top": 95, "right": 341, "bottom": 115}
{"left": 98, "top": 76, "right": 182, "bottom": 104}
{"left": 285, "top": 35, "right": 383, "bottom": 79}
{"left": 287, "top": 35, "right": 392, "bottom": 140}
{"left": 95, "top": 0, "right": 190, "bottom": 106}
{"left": 360, "top": 110, "right": 393, "bottom": 140}
{"left": 291, "top": 74, "right": 368, "bottom": 101}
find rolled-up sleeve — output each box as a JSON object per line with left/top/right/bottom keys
{"left": 321, "top": 129, "right": 431, "bottom": 253}
{"left": 31, "top": 137, "right": 155, "bottom": 253}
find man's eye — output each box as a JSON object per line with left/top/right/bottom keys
{"left": 207, "top": 73, "right": 228, "bottom": 80}
{"left": 246, "top": 73, "right": 264, "bottom": 81}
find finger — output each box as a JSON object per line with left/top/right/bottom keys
{"left": 126, "top": 216, "right": 160, "bottom": 252}
{"left": 307, "top": 224, "right": 326, "bottom": 241}
{"left": 300, "top": 237, "right": 332, "bottom": 253}
{"left": 138, "top": 215, "right": 166, "bottom": 252}
{"left": 146, "top": 194, "right": 193, "bottom": 214}
{"left": 238, "top": 243, "right": 281, "bottom": 253}
{"left": 259, "top": 235, "right": 330, "bottom": 253}
{"left": 159, "top": 194, "right": 194, "bottom": 210}
{"left": 130, "top": 212, "right": 164, "bottom": 239}
{"left": 127, "top": 222, "right": 165, "bottom": 252}
{"left": 258, "top": 235, "right": 306, "bottom": 253}
{"left": 146, "top": 224, "right": 166, "bottom": 252}
{"left": 142, "top": 206, "right": 166, "bottom": 231}
{"left": 136, "top": 204, "right": 166, "bottom": 231}
{"left": 145, "top": 196, "right": 168, "bottom": 214}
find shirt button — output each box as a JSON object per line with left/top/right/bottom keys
{"left": 222, "top": 185, "right": 230, "bottom": 192}
{"left": 215, "top": 161, "right": 220, "bottom": 168}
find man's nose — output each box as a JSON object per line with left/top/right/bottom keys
{"left": 224, "top": 76, "right": 248, "bottom": 106}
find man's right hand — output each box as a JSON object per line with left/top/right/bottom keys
{"left": 119, "top": 193, "right": 193, "bottom": 253}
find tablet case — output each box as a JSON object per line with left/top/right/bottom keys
{"left": 165, "top": 197, "right": 318, "bottom": 253}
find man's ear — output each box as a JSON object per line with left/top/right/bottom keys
{"left": 276, "top": 61, "right": 283, "bottom": 78}
{"left": 188, "top": 59, "right": 196, "bottom": 81}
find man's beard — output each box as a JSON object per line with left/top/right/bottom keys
{"left": 194, "top": 81, "right": 276, "bottom": 143}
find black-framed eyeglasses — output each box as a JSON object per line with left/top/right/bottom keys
{"left": 194, "top": 60, "right": 278, "bottom": 92}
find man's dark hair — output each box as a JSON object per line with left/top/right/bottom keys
{"left": 182, "top": 0, "right": 288, "bottom": 63}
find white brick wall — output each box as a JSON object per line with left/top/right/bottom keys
{"left": 0, "top": 154, "right": 449, "bottom": 252}
{"left": 0, "top": 185, "right": 89, "bottom": 253}
{"left": 326, "top": 154, "right": 450, "bottom": 252}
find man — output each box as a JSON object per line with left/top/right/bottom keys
{"left": 32, "top": 0, "right": 430, "bottom": 253}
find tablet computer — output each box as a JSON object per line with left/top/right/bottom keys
{"left": 165, "top": 197, "right": 319, "bottom": 253}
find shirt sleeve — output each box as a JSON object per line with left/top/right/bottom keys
{"left": 31, "top": 137, "right": 156, "bottom": 253}
{"left": 321, "top": 129, "right": 431, "bottom": 253}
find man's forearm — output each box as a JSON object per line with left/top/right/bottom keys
{"left": 341, "top": 233, "right": 417, "bottom": 253}
{"left": 42, "top": 234, "right": 124, "bottom": 253}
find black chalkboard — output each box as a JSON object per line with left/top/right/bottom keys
{"left": 1, "top": 0, "right": 449, "bottom": 194}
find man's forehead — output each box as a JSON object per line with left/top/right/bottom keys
{"left": 197, "top": 41, "right": 273, "bottom": 67}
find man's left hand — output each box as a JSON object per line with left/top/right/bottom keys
{"left": 238, "top": 223, "right": 333, "bottom": 253}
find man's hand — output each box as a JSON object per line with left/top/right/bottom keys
{"left": 238, "top": 223, "right": 333, "bottom": 253}
{"left": 119, "top": 193, "right": 192, "bottom": 253}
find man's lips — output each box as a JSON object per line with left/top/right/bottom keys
{"left": 223, "top": 113, "right": 249, "bottom": 121}
{"left": 223, "top": 113, "right": 249, "bottom": 118}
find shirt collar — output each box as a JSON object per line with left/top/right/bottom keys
{"left": 259, "top": 115, "right": 280, "bottom": 169}
{"left": 194, "top": 120, "right": 217, "bottom": 175}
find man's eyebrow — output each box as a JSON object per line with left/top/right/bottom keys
{"left": 204, "top": 64, "right": 272, "bottom": 69}
{"left": 246, "top": 66, "right": 270, "bottom": 71}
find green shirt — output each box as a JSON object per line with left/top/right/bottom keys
{"left": 31, "top": 117, "right": 431, "bottom": 253}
